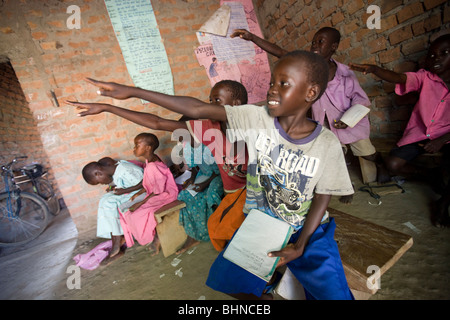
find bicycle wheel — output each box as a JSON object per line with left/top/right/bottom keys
{"left": 34, "top": 178, "right": 60, "bottom": 215}
{"left": 0, "top": 191, "right": 49, "bottom": 247}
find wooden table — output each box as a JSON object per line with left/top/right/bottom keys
{"left": 330, "top": 208, "right": 413, "bottom": 295}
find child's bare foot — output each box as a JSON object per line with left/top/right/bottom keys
{"left": 110, "top": 235, "right": 125, "bottom": 257}
{"left": 176, "top": 236, "right": 200, "bottom": 255}
{"left": 147, "top": 235, "right": 161, "bottom": 256}
{"left": 101, "top": 246, "right": 126, "bottom": 266}
{"left": 339, "top": 194, "right": 353, "bottom": 204}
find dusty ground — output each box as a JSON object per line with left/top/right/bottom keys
{"left": 1, "top": 164, "right": 449, "bottom": 301}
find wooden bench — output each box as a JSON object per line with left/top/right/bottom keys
{"left": 154, "top": 200, "right": 187, "bottom": 258}
{"left": 276, "top": 208, "right": 413, "bottom": 300}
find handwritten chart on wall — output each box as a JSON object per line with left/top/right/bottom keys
{"left": 194, "top": 0, "right": 271, "bottom": 104}
{"left": 104, "top": 0, "right": 174, "bottom": 99}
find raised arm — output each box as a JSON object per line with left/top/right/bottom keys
{"left": 349, "top": 63, "right": 407, "bottom": 84}
{"left": 230, "top": 29, "right": 288, "bottom": 58}
{"left": 66, "top": 101, "right": 187, "bottom": 132}
{"left": 84, "top": 78, "right": 227, "bottom": 122}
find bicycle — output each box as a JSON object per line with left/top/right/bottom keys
{"left": 13, "top": 161, "right": 61, "bottom": 216}
{"left": 0, "top": 156, "right": 50, "bottom": 247}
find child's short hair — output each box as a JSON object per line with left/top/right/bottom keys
{"left": 136, "top": 132, "right": 160, "bottom": 151}
{"left": 214, "top": 80, "right": 248, "bottom": 104}
{"left": 431, "top": 33, "right": 450, "bottom": 46}
{"left": 82, "top": 161, "right": 100, "bottom": 184}
{"left": 317, "top": 27, "right": 341, "bottom": 44}
{"left": 283, "top": 50, "right": 329, "bottom": 102}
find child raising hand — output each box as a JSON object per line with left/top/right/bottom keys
{"left": 350, "top": 33, "right": 450, "bottom": 227}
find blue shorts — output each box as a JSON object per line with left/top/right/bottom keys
{"left": 206, "top": 218, "right": 354, "bottom": 300}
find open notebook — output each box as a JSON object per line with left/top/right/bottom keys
{"left": 339, "top": 103, "right": 370, "bottom": 128}
{"left": 223, "top": 209, "right": 293, "bottom": 282}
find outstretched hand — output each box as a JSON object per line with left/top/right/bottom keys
{"left": 85, "top": 78, "right": 134, "bottom": 100}
{"left": 230, "top": 29, "right": 253, "bottom": 41}
{"left": 65, "top": 100, "right": 110, "bottom": 117}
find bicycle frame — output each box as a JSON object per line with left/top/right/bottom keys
{"left": 0, "top": 156, "right": 51, "bottom": 246}
{"left": 1, "top": 166, "right": 22, "bottom": 219}
{"left": 13, "top": 168, "right": 48, "bottom": 193}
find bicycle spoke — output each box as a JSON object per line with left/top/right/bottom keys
{"left": 1, "top": 157, "right": 50, "bottom": 247}
{"left": 0, "top": 192, "right": 48, "bottom": 246}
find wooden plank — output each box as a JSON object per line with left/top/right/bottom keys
{"left": 156, "top": 209, "right": 187, "bottom": 258}
{"left": 358, "top": 156, "right": 377, "bottom": 184}
{"left": 154, "top": 200, "right": 186, "bottom": 223}
{"left": 329, "top": 207, "right": 413, "bottom": 294}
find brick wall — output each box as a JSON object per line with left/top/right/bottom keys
{"left": 1, "top": 0, "right": 448, "bottom": 232}
{"left": 0, "top": 0, "right": 217, "bottom": 232}
{"left": 254, "top": 0, "right": 450, "bottom": 139}
{"left": 0, "top": 60, "right": 57, "bottom": 193}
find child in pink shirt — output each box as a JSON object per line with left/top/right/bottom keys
{"left": 350, "top": 34, "right": 450, "bottom": 227}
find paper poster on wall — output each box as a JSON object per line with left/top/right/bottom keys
{"left": 198, "top": 4, "right": 231, "bottom": 37}
{"left": 194, "top": 43, "right": 241, "bottom": 86}
{"left": 210, "top": 2, "right": 255, "bottom": 64}
{"left": 194, "top": 0, "right": 271, "bottom": 104}
{"left": 104, "top": 0, "right": 174, "bottom": 100}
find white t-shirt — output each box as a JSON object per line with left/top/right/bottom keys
{"left": 225, "top": 104, "right": 353, "bottom": 230}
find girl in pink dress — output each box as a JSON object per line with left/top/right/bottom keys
{"left": 119, "top": 133, "right": 178, "bottom": 254}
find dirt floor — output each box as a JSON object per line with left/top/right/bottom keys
{"left": 0, "top": 163, "right": 449, "bottom": 301}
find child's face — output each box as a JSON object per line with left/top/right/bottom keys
{"left": 133, "top": 137, "right": 150, "bottom": 158}
{"left": 267, "top": 56, "right": 316, "bottom": 118}
{"left": 90, "top": 169, "right": 113, "bottom": 185}
{"left": 310, "top": 30, "right": 337, "bottom": 59}
{"left": 427, "top": 38, "right": 450, "bottom": 77}
{"left": 209, "top": 84, "right": 235, "bottom": 106}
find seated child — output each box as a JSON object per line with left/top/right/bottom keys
{"left": 82, "top": 157, "right": 144, "bottom": 261}
{"left": 232, "top": 27, "right": 386, "bottom": 205}
{"left": 67, "top": 80, "right": 249, "bottom": 251}
{"left": 350, "top": 33, "right": 450, "bottom": 227}
{"left": 176, "top": 136, "right": 223, "bottom": 254}
{"left": 119, "top": 133, "right": 179, "bottom": 255}
{"left": 73, "top": 50, "right": 355, "bottom": 299}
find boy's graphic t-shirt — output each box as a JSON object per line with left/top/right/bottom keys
{"left": 225, "top": 104, "right": 353, "bottom": 230}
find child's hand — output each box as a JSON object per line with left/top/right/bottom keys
{"left": 333, "top": 120, "right": 348, "bottom": 129}
{"left": 113, "top": 188, "right": 127, "bottom": 195}
{"left": 66, "top": 101, "right": 110, "bottom": 117}
{"left": 192, "top": 181, "right": 208, "bottom": 193}
{"left": 230, "top": 29, "right": 253, "bottom": 41}
{"left": 422, "top": 138, "right": 446, "bottom": 154}
{"left": 348, "top": 63, "right": 376, "bottom": 75}
{"left": 85, "top": 78, "right": 133, "bottom": 100}
{"left": 268, "top": 243, "right": 303, "bottom": 267}
{"left": 182, "top": 177, "right": 195, "bottom": 189}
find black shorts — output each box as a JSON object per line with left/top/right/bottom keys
{"left": 390, "top": 140, "right": 450, "bottom": 165}
{"left": 389, "top": 140, "right": 428, "bottom": 162}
